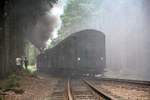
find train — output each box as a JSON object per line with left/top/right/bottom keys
{"left": 37, "top": 29, "right": 106, "bottom": 77}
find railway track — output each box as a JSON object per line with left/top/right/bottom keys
{"left": 50, "top": 79, "right": 113, "bottom": 100}
{"left": 50, "top": 80, "right": 67, "bottom": 100}
{"left": 51, "top": 78, "right": 150, "bottom": 100}
{"left": 68, "top": 79, "right": 115, "bottom": 100}
{"left": 68, "top": 79, "right": 98, "bottom": 100}
{"left": 86, "top": 78, "right": 150, "bottom": 100}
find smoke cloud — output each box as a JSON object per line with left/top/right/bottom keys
{"left": 13, "top": 0, "right": 63, "bottom": 50}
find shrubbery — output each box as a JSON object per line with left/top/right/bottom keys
{"left": 0, "top": 74, "right": 20, "bottom": 91}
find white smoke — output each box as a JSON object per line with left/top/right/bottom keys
{"left": 49, "top": 4, "right": 64, "bottom": 38}
{"left": 46, "top": 2, "right": 65, "bottom": 48}
{"left": 58, "top": 0, "right": 150, "bottom": 80}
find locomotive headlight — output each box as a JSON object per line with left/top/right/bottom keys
{"left": 77, "top": 57, "right": 81, "bottom": 61}
{"left": 100, "top": 57, "right": 104, "bottom": 61}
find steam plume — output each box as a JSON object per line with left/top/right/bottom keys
{"left": 13, "top": 0, "right": 63, "bottom": 50}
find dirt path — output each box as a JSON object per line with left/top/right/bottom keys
{"left": 2, "top": 73, "right": 59, "bottom": 100}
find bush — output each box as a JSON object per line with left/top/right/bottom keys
{"left": 4, "top": 74, "right": 20, "bottom": 89}
{"left": 8, "top": 74, "right": 20, "bottom": 88}
{"left": 0, "top": 96, "right": 2, "bottom": 100}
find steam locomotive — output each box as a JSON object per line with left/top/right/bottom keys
{"left": 37, "top": 29, "right": 106, "bottom": 77}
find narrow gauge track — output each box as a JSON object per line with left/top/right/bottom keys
{"left": 51, "top": 78, "right": 150, "bottom": 100}
{"left": 66, "top": 79, "right": 114, "bottom": 100}
{"left": 50, "top": 79, "right": 68, "bottom": 100}
{"left": 86, "top": 78, "right": 150, "bottom": 100}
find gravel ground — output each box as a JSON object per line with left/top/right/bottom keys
{"left": 1, "top": 74, "right": 59, "bottom": 100}
{"left": 93, "top": 81, "right": 150, "bottom": 100}
{"left": 1, "top": 76, "right": 150, "bottom": 100}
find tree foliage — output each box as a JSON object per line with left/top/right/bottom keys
{"left": 24, "top": 40, "right": 39, "bottom": 65}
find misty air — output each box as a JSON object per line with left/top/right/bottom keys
{"left": 0, "top": 0, "right": 150, "bottom": 99}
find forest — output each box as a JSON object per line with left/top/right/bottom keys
{"left": 0, "top": 0, "right": 150, "bottom": 99}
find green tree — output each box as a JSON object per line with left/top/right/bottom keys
{"left": 24, "top": 40, "right": 39, "bottom": 65}
{"left": 59, "top": 0, "right": 102, "bottom": 41}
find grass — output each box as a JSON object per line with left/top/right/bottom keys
{"left": 0, "top": 74, "right": 21, "bottom": 91}
{"left": 23, "top": 65, "right": 37, "bottom": 77}
{"left": 23, "top": 65, "right": 37, "bottom": 73}
{"left": 0, "top": 65, "right": 37, "bottom": 92}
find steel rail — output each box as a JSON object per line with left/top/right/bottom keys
{"left": 91, "top": 78, "right": 150, "bottom": 86}
{"left": 66, "top": 80, "right": 74, "bottom": 100}
{"left": 83, "top": 79, "right": 116, "bottom": 100}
